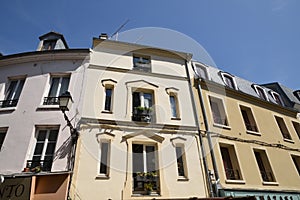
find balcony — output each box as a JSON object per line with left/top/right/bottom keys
{"left": 132, "top": 107, "right": 152, "bottom": 123}
{"left": 26, "top": 160, "right": 53, "bottom": 172}
{"left": 0, "top": 99, "right": 18, "bottom": 108}
{"left": 225, "top": 168, "right": 241, "bottom": 180}
{"left": 133, "top": 172, "right": 159, "bottom": 194}
{"left": 43, "top": 97, "right": 59, "bottom": 105}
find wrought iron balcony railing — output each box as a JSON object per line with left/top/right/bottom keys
{"left": 26, "top": 160, "right": 53, "bottom": 172}
{"left": 43, "top": 97, "right": 59, "bottom": 105}
{"left": 132, "top": 107, "right": 152, "bottom": 123}
{"left": 0, "top": 99, "right": 18, "bottom": 108}
{"left": 133, "top": 172, "right": 158, "bottom": 193}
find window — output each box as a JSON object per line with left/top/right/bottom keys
{"left": 132, "top": 144, "right": 158, "bottom": 193}
{"left": 220, "top": 145, "right": 242, "bottom": 180}
{"left": 254, "top": 149, "right": 275, "bottom": 182}
{"left": 133, "top": 55, "right": 151, "bottom": 72}
{"left": 240, "top": 105, "right": 258, "bottom": 133}
{"left": 44, "top": 76, "right": 70, "bottom": 105}
{"left": 170, "top": 94, "right": 180, "bottom": 119}
{"left": 132, "top": 91, "right": 153, "bottom": 122}
{"left": 1, "top": 78, "right": 25, "bottom": 108}
{"left": 28, "top": 127, "right": 59, "bottom": 171}
{"left": 42, "top": 40, "right": 56, "bottom": 50}
{"left": 194, "top": 63, "right": 209, "bottom": 80}
{"left": 175, "top": 146, "right": 186, "bottom": 178}
{"left": 99, "top": 141, "right": 110, "bottom": 176}
{"left": 293, "top": 90, "right": 300, "bottom": 101}
{"left": 0, "top": 129, "right": 7, "bottom": 151}
{"left": 275, "top": 116, "right": 292, "bottom": 140}
{"left": 292, "top": 121, "right": 300, "bottom": 139}
{"left": 270, "top": 91, "right": 284, "bottom": 106}
{"left": 220, "top": 72, "right": 237, "bottom": 90}
{"left": 253, "top": 85, "right": 268, "bottom": 101}
{"left": 291, "top": 155, "right": 300, "bottom": 175}
{"left": 209, "top": 96, "right": 228, "bottom": 126}
{"left": 104, "top": 88, "right": 113, "bottom": 112}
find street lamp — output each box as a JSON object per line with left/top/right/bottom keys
{"left": 58, "top": 91, "right": 78, "bottom": 141}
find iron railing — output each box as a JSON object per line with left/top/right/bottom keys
{"left": 43, "top": 97, "right": 59, "bottom": 105}
{"left": 26, "top": 160, "right": 53, "bottom": 172}
{"left": 132, "top": 107, "right": 152, "bottom": 123}
{"left": 0, "top": 99, "right": 18, "bottom": 108}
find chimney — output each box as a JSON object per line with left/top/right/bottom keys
{"left": 99, "top": 33, "right": 108, "bottom": 40}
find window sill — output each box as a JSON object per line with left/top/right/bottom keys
{"left": 213, "top": 123, "right": 231, "bottom": 130}
{"left": 171, "top": 117, "right": 181, "bottom": 121}
{"left": 36, "top": 105, "right": 60, "bottom": 111}
{"left": 225, "top": 179, "right": 246, "bottom": 184}
{"left": 0, "top": 107, "right": 16, "bottom": 112}
{"left": 177, "top": 177, "right": 189, "bottom": 181}
{"left": 101, "top": 110, "right": 113, "bottom": 114}
{"left": 262, "top": 181, "right": 279, "bottom": 186}
{"left": 283, "top": 138, "right": 294, "bottom": 143}
{"left": 95, "top": 175, "right": 110, "bottom": 180}
{"left": 246, "top": 130, "right": 261, "bottom": 136}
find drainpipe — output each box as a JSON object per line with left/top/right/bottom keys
{"left": 184, "top": 60, "right": 214, "bottom": 197}
{"left": 195, "top": 77, "right": 220, "bottom": 197}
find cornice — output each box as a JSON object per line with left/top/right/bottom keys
{"left": 0, "top": 49, "right": 90, "bottom": 67}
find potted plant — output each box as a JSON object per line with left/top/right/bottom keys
{"left": 144, "top": 182, "right": 154, "bottom": 194}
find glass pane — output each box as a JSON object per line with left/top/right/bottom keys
{"left": 5, "top": 80, "right": 17, "bottom": 100}
{"left": 14, "top": 79, "right": 25, "bottom": 100}
{"left": 48, "top": 78, "right": 59, "bottom": 97}
{"left": 176, "top": 146, "right": 185, "bottom": 176}
{"left": 49, "top": 130, "right": 58, "bottom": 141}
{"left": 132, "top": 144, "right": 144, "bottom": 173}
{"left": 105, "top": 89, "right": 112, "bottom": 111}
{"left": 37, "top": 130, "right": 47, "bottom": 141}
{"left": 100, "top": 142, "right": 109, "bottom": 174}
{"left": 33, "top": 143, "right": 44, "bottom": 155}
{"left": 143, "top": 93, "right": 152, "bottom": 108}
{"left": 146, "top": 146, "right": 155, "bottom": 172}
{"left": 45, "top": 143, "right": 56, "bottom": 155}
{"left": 59, "top": 77, "right": 70, "bottom": 95}
{"left": 0, "top": 133, "right": 6, "bottom": 148}
{"left": 170, "top": 96, "right": 177, "bottom": 117}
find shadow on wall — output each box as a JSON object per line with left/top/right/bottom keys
{"left": 53, "top": 136, "right": 72, "bottom": 170}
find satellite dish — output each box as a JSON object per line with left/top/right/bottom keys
{"left": 0, "top": 175, "right": 4, "bottom": 184}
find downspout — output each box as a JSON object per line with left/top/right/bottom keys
{"left": 184, "top": 60, "right": 214, "bottom": 197}
{"left": 192, "top": 63, "right": 220, "bottom": 197}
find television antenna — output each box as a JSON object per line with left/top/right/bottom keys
{"left": 111, "top": 19, "right": 130, "bottom": 41}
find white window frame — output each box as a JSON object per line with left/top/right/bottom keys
{"left": 133, "top": 54, "right": 151, "bottom": 72}
{"left": 101, "top": 79, "right": 117, "bottom": 113}
{"left": 30, "top": 126, "right": 59, "bottom": 171}
{"left": 270, "top": 91, "right": 284, "bottom": 106}
{"left": 175, "top": 145, "right": 187, "bottom": 179}
{"left": 166, "top": 87, "right": 181, "bottom": 120}
{"left": 253, "top": 85, "right": 269, "bottom": 101}
{"left": 193, "top": 62, "right": 210, "bottom": 80}
{"left": 208, "top": 96, "right": 230, "bottom": 128}
{"left": 47, "top": 75, "right": 70, "bottom": 98}
{"left": 220, "top": 72, "right": 238, "bottom": 90}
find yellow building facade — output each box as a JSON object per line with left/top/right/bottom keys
{"left": 192, "top": 62, "right": 300, "bottom": 199}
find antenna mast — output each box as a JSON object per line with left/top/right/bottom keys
{"left": 111, "top": 19, "right": 130, "bottom": 40}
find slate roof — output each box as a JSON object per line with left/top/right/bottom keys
{"left": 192, "top": 61, "right": 300, "bottom": 112}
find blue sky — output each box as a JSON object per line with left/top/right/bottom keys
{"left": 1, "top": 0, "right": 299, "bottom": 90}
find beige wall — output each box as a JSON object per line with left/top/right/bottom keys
{"left": 199, "top": 82, "right": 300, "bottom": 193}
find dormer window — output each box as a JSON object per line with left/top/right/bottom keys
{"left": 42, "top": 40, "right": 56, "bottom": 51}
{"left": 294, "top": 90, "right": 300, "bottom": 101}
{"left": 133, "top": 55, "right": 151, "bottom": 72}
{"left": 270, "top": 91, "right": 284, "bottom": 106}
{"left": 253, "top": 85, "right": 268, "bottom": 101}
{"left": 220, "top": 72, "right": 237, "bottom": 90}
{"left": 193, "top": 63, "right": 209, "bottom": 80}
